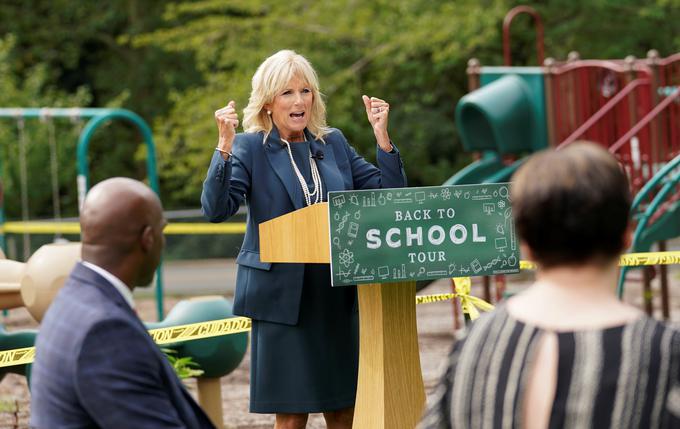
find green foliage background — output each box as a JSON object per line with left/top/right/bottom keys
{"left": 0, "top": 0, "right": 678, "bottom": 220}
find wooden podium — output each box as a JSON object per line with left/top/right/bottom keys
{"left": 260, "top": 203, "right": 425, "bottom": 429}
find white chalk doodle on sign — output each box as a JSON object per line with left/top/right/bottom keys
{"left": 332, "top": 195, "right": 345, "bottom": 208}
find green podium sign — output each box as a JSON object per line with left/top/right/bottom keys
{"left": 328, "top": 184, "right": 519, "bottom": 286}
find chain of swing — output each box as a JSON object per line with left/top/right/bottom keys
{"left": 14, "top": 114, "right": 83, "bottom": 260}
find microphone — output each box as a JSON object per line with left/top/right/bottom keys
{"left": 311, "top": 150, "right": 324, "bottom": 160}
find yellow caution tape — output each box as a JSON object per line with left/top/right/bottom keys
{"left": 0, "top": 222, "right": 247, "bottom": 235}
{"left": 518, "top": 251, "right": 680, "bottom": 270}
{"left": 0, "top": 293, "right": 479, "bottom": 368}
{"left": 415, "top": 293, "right": 457, "bottom": 305}
{"left": 415, "top": 277, "right": 494, "bottom": 321}
{"left": 3, "top": 222, "right": 676, "bottom": 266}
{"left": 452, "top": 277, "right": 495, "bottom": 320}
{"left": 520, "top": 260, "right": 536, "bottom": 270}
{"left": 618, "top": 251, "right": 680, "bottom": 267}
{"left": 148, "top": 316, "right": 251, "bottom": 345}
{"left": 0, "top": 347, "right": 35, "bottom": 368}
{"left": 166, "top": 222, "right": 246, "bottom": 234}
{"left": 0, "top": 316, "right": 252, "bottom": 369}
{"left": 1, "top": 222, "right": 81, "bottom": 234}
{"left": 2, "top": 250, "right": 680, "bottom": 368}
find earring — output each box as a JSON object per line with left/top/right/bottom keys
{"left": 267, "top": 110, "right": 272, "bottom": 115}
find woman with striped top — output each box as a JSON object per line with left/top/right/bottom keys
{"left": 420, "top": 143, "right": 680, "bottom": 428}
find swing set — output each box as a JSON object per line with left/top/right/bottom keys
{"left": 0, "top": 108, "right": 165, "bottom": 319}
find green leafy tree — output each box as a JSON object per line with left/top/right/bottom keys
{"left": 135, "top": 0, "right": 679, "bottom": 206}
{"left": 133, "top": 0, "right": 515, "bottom": 206}
{"left": 534, "top": 0, "right": 680, "bottom": 61}
{"left": 1, "top": 0, "right": 678, "bottom": 217}
{"left": 0, "top": 0, "right": 202, "bottom": 214}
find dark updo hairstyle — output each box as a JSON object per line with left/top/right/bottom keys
{"left": 511, "top": 143, "right": 631, "bottom": 268}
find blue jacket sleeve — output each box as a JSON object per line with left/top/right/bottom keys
{"left": 340, "top": 130, "right": 407, "bottom": 190}
{"left": 74, "top": 320, "right": 190, "bottom": 429}
{"left": 200, "top": 137, "right": 252, "bottom": 222}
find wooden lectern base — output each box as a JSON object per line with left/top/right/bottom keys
{"left": 353, "top": 281, "right": 425, "bottom": 429}
{"left": 258, "top": 204, "right": 425, "bottom": 426}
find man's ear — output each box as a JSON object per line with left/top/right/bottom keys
{"left": 140, "top": 225, "right": 154, "bottom": 253}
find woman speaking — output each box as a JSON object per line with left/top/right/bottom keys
{"left": 201, "top": 50, "right": 407, "bottom": 429}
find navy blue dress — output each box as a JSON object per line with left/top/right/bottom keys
{"left": 249, "top": 141, "right": 359, "bottom": 413}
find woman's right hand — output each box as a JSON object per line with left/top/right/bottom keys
{"left": 214, "top": 100, "right": 239, "bottom": 153}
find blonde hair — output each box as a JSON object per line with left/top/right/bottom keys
{"left": 243, "top": 50, "right": 330, "bottom": 140}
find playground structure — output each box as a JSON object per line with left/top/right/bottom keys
{"left": 0, "top": 242, "right": 247, "bottom": 428}
{"left": 0, "top": 110, "right": 247, "bottom": 428}
{"left": 0, "top": 108, "right": 166, "bottom": 320}
{"left": 449, "top": 6, "right": 680, "bottom": 319}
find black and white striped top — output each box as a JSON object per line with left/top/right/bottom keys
{"left": 419, "top": 306, "right": 680, "bottom": 428}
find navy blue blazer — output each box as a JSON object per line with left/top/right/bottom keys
{"left": 30, "top": 263, "right": 215, "bottom": 429}
{"left": 201, "top": 127, "right": 407, "bottom": 325}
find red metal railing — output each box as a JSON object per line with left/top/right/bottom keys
{"left": 502, "top": 6, "right": 545, "bottom": 66}
{"left": 610, "top": 88, "right": 680, "bottom": 195}
{"left": 547, "top": 60, "right": 650, "bottom": 147}
{"left": 656, "top": 53, "right": 680, "bottom": 163}
{"left": 548, "top": 54, "right": 680, "bottom": 197}
{"left": 610, "top": 89, "right": 680, "bottom": 153}
{"left": 557, "top": 78, "right": 650, "bottom": 149}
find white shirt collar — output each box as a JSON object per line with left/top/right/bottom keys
{"left": 81, "top": 261, "right": 135, "bottom": 309}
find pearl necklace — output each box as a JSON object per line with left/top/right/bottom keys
{"left": 281, "top": 137, "right": 323, "bottom": 206}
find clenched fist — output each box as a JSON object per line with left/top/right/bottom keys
{"left": 362, "top": 95, "right": 392, "bottom": 152}
{"left": 214, "top": 100, "right": 239, "bottom": 156}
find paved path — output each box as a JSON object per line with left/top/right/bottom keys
{"left": 135, "top": 258, "right": 238, "bottom": 298}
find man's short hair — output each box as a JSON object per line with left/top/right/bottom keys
{"left": 511, "top": 143, "right": 631, "bottom": 267}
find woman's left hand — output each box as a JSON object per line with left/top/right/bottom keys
{"left": 362, "top": 95, "right": 392, "bottom": 152}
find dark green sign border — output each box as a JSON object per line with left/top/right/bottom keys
{"left": 328, "top": 184, "right": 519, "bottom": 286}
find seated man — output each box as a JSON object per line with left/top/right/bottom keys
{"left": 30, "top": 178, "right": 215, "bottom": 429}
{"left": 420, "top": 144, "right": 680, "bottom": 428}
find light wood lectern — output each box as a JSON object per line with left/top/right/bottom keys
{"left": 259, "top": 202, "right": 425, "bottom": 429}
